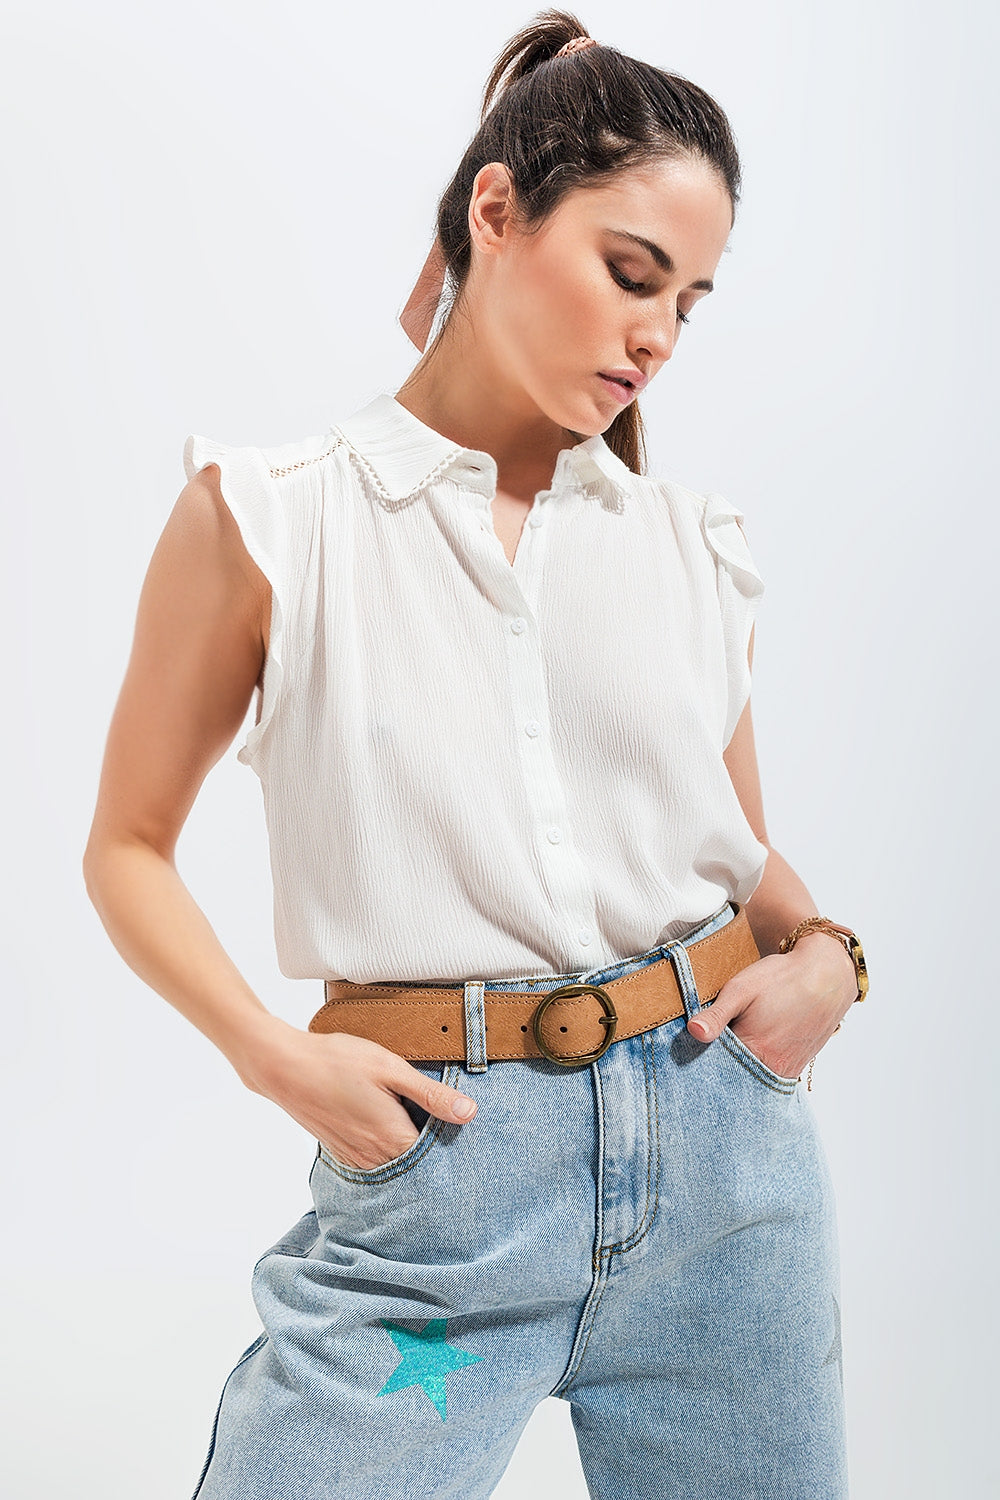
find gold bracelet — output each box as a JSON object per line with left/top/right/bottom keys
{"left": 779, "top": 916, "right": 868, "bottom": 1003}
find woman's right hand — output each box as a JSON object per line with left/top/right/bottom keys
{"left": 236, "top": 1018, "right": 478, "bottom": 1172}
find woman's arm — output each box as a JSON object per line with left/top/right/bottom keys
{"left": 83, "top": 465, "right": 279, "bottom": 1067}
{"left": 686, "top": 626, "right": 858, "bottom": 1078}
{"left": 83, "top": 466, "right": 477, "bottom": 1170}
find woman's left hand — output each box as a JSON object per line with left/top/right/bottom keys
{"left": 686, "top": 931, "right": 858, "bottom": 1080}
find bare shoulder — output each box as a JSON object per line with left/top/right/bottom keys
{"left": 165, "top": 464, "right": 272, "bottom": 653}
{"left": 84, "top": 470, "right": 273, "bottom": 853}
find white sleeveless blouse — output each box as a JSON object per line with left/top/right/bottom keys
{"left": 183, "top": 392, "right": 768, "bottom": 983}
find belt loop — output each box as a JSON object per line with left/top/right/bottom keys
{"left": 463, "top": 981, "right": 489, "bottom": 1072}
{"left": 661, "top": 935, "right": 703, "bottom": 1023}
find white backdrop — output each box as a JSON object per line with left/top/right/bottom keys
{"left": 2, "top": 1, "right": 996, "bottom": 1494}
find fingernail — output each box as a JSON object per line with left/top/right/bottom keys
{"left": 454, "top": 1096, "right": 476, "bottom": 1119}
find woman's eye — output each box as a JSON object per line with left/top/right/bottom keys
{"left": 608, "top": 263, "right": 691, "bottom": 324}
{"left": 608, "top": 262, "right": 645, "bottom": 294}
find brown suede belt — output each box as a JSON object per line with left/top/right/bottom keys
{"left": 307, "top": 903, "right": 761, "bottom": 1066}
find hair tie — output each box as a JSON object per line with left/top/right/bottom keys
{"left": 553, "top": 36, "right": 599, "bottom": 58}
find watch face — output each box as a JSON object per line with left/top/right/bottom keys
{"left": 847, "top": 934, "right": 869, "bottom": 1000}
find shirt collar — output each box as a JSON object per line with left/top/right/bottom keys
{"left": 331, "top": 391, "right": 634, "bottom": 511}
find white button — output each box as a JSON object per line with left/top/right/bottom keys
{"left": 527, "top": 511, "right": 544, "bottom": 527}
{"left": 578, "top": 928, "right": 592, "bottom": 945}
{"left": 510, "top": 617, "right": 527, "bottom": 634}
{"left": 546, "top": 826, "right": 562, "bottom": 844}
{"left": 525, "top": 719, "right": 541, "bottom": 737}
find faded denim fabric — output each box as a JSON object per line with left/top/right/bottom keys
{"left": 191, "top": 900, "right": 847, "bottom": 1499}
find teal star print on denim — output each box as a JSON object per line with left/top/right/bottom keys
{"left": 377, "top": 1318, "right": 483, "bottom": 1420}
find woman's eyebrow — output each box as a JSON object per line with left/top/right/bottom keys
{"left": 604, "top": 228, "right": 715, "bottom": 292}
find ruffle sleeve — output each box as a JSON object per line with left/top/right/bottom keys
{"left": 700, "top": 491, "right": 766, "bottom": 749}
{"left": 183, "top": 434, "right": 286, "bottom": 771}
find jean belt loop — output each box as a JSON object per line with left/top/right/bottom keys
{"left": 661, "top": 934, "right": 703, "bottom": 1024}
{"left": 463, "top": 981, "right": 489, "bottom": 1072}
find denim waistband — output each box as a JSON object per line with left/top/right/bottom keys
{"left": 474, "top": 900, "right": 738, "bottom": 996}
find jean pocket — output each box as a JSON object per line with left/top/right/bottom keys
{"left": 315, "top": 1060, "right": 460, "bottom": 1183}
{"left": 719, "top": 1024, "right": 800, "bottom": 1094}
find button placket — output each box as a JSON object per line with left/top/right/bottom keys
{"left": 508, "top": 490, "right": 552, "bottom": 605}
{"left": 500, "top": 543, "right": 598, "bottom": 965}
{"left": 450, "top": 471, "right": 599, "bottom": 969}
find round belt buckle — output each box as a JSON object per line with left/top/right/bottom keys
{"left": 531, "top": 983, "right": 618, "bottom": 1066}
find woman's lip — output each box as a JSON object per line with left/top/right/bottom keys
{"left": 597, "top": 373, "right": 636, "bottom": 405}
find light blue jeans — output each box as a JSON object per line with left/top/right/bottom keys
{"left": 191, "top": 900, "right": 848, "bottom": 1498}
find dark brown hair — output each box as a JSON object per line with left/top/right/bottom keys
{"left": 426, "top": 8, "right": 743, "bottom": 474}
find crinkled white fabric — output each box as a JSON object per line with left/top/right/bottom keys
{"left": 183, "top": 392, "right": 768, "bottom": 983}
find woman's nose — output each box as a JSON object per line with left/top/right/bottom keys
{"left": 635, "top": 321, "right": 676, "bottom": 368}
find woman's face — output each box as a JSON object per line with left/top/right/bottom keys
{"left": 468, "top": 155, "right": 733, "bottom": 438}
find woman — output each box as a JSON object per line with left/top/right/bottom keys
{"left": 83, "top": 11, "right": 867, "bottom": 1498}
